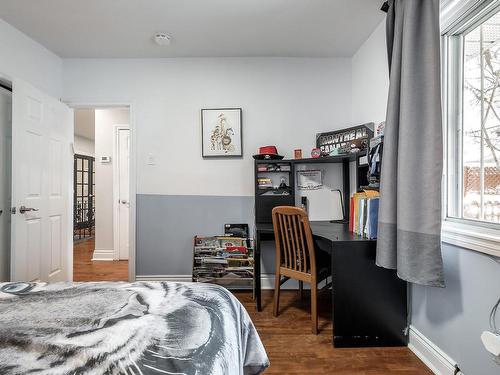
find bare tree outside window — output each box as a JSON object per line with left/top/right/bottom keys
{"left": 463, "top": 11, "right": 500, "bottom": 223}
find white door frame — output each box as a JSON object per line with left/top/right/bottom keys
{"left": 113, "top": 124, "right": 129, "bottom": 261}
{"left": 0, "top": 75, "right": 14, "bottom": 280}
{"left": 0, "top": 80, "right": 12, "bottom": 282}
{"left": 66, "top": 101, "right": 136, "bottom": 282}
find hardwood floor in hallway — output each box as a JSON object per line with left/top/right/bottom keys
{"left": 73, "top": 239, "right": 128, "bottom": 281}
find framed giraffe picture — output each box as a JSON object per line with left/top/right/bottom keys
{"left": 201, "top": 108, "right": 243, "bottom": 158}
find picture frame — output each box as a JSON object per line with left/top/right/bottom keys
{"left": 297, "top": 169, "right": 323, "bottom": 190}
{"left": 201, "top": 108, "right": 242, "bottom": 158}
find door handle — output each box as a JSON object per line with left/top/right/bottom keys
{"left": 19, "top": 206, "right": 39, "bottom": 214}
{"left": 121, "top": 200, "right": 128, "bottom": 204}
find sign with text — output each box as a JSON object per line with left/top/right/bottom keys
{"left": 316, "top": 123, "right": 374, "bottom": 155}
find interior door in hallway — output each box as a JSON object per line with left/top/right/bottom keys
{"left": 11, "top": 79, "right": 73, "bottom": 282}
{"left": 117, "top": 128, "right": 129, "bottom": 260}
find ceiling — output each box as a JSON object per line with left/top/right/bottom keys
{"left": 74, "top": 109, "right": 95, "bottom": 140}
{"left": 0, "top": 0, "right": 385, "bottom": 58}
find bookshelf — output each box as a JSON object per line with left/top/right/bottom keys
{"left": 254, "top": 160, "right": 295, "bottom": 223}
{"left": 254, "top": 152, "right": 368, "bottom": 224}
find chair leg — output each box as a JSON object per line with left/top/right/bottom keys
{"left": 298, "top": 281, "right": 304, "bottom": 300}
{"left": 311, "top": 281, "right": 318, "bottom": 334}
{"left": 273, "top": 271, "right": 281, "bottom": 317}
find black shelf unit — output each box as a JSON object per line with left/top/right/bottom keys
{"left": 255, "top": 160, "right": 295, "bottom": 223}
{"left": 254, "top": 152, "right": 368, "bottom": 224}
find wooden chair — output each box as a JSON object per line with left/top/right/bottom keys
{"left": 271, "top": 206, "right": 331, "bottom": 334}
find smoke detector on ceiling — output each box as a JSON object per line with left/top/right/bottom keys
{"left": 153, "top": 32, "right": 171, "bottom": 46}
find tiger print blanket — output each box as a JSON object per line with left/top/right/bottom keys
{"left": 0, "top": 281, "right": 269, "bottom": 375}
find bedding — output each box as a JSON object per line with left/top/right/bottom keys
{"left": 0, "top": 281, "right": 269, "bottom": 375}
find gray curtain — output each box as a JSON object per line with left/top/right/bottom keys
{"left": 376, "top": 0, "right": 445, "bottom": 287}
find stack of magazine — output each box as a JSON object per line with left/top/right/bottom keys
{"left": 193, "top": 236, "right": 254, "bottom": 289}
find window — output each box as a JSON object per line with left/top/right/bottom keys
{"left": 445, "top": 1, "right": 500, "bottom": 227}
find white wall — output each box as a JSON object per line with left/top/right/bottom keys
{"left": 94, "top": 108, "right": 129, "bottom": 255}
{"left": 74, "top": 135, "right": 94, "bottom": 157}
{"left": 351, "top": 21, "right": 388, "bottom": 125}
{"left": 63, "top": 58, "right": 353, "bottom": 197}
{"left": 0, "top": 19, "right": 63, "bottom": 97}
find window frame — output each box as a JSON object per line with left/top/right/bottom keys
{"left": 441, "top": 0, "right": 500, "bottom": 257}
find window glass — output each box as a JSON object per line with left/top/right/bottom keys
{"left": 461, "top": 11, "right": 500, "bottom": 224}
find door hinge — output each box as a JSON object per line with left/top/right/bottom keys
{"left": 10, "top": 207, "right": 16, "bottom": 214}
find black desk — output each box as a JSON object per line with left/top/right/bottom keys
{"left": 254, "top": 221, "right": 408, "bottom": 348}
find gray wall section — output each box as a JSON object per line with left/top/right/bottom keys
{"left": 137, "top": 194, "right": 276, "bottom": 276}
{"left": 411, "top": 243, "right": 500, "bottom": 375}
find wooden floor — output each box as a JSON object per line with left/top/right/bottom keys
{"left": 71, "top": 248, "right": 430, "bottom": 374}
{"left": 234, "top": 290, "right": 432, "bottom": 375}
{"left": 73, "top": 239, "right": 128, "bottom": 281}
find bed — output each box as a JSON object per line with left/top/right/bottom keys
{"left": 0, "top": 281, "right": 269, "bottom": 375}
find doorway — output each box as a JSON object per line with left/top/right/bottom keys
{"left": 72, "top": 107, "right": 130, "bottom": 281}
{"left": 0, "top": 79, "right": 134, "bottom": 283}
{"left": 0, "top": 83, "right": 11, "bottom": 282}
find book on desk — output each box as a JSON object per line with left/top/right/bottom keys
{"left": 350, "top": 190, "right": 380, "bottom": 239}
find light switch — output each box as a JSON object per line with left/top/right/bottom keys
{"left": 147, "top": 153, "right": 156, "bottom": 165}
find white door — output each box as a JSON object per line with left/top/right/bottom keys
{"left": 0, "top": 87, "right": 11, "bottom": 281}
{"left": 117, "top": 128, "right": 130, "bottom": 260}
{"left": 11, "top": 79, "right": 73, "bottom": 282}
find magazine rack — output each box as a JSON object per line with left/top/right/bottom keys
{"left": 193, "top": 236, "right": 254, "bottom": 289}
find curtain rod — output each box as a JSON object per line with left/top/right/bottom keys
{"left": 381, "top": 1, "right": 389, "bottom": 13}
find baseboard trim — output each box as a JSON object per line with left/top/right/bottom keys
{"left": 91, "top": 249, "right": 114, "bottom": 261}
{"left": 408, "top": 325, "right": 459, "bottom": 375}
{"left": 136, "top": 275, "right": 193, "bottom": 282}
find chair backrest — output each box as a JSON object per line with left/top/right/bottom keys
{"left": 271, "top": 206, "right": 316, "bottom": 275}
